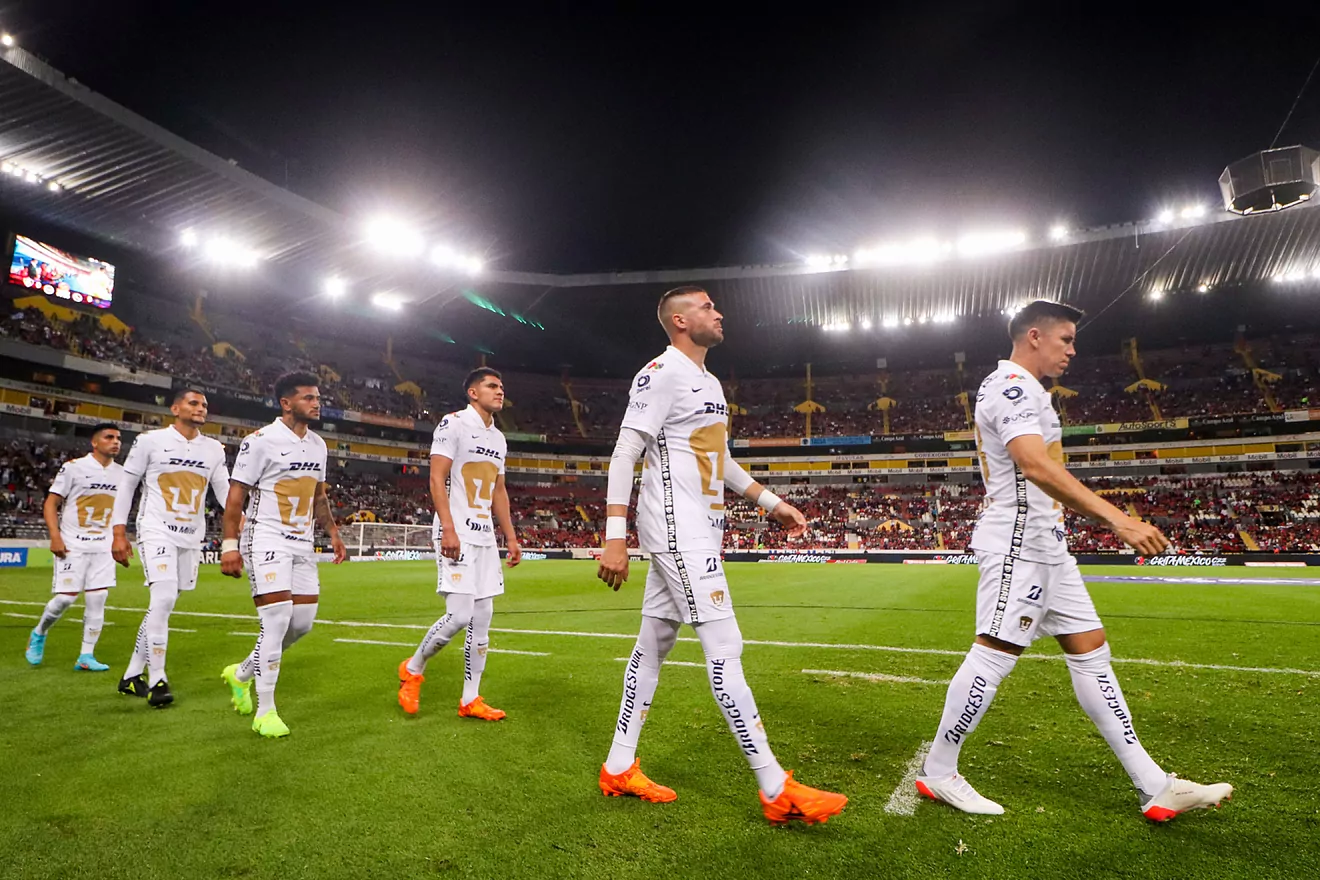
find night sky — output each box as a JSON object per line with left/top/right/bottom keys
{"left": 4, "top": 2, "right": 1318, "bottom": 274}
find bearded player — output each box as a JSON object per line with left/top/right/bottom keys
{"left": 913, "top": 300, "right": 1232, "bottom": 822}
{"left": 26, "top": 424, "right": 124, "bottom": 671}
{"left": 218, "top": 372, "right": 347, "bottom": 738}
{"left": 397, "top": 368, "right": 522, "bottom": 720}
{"left": 595, "top": 286, "right": 847, "bottom": 826}
{"left": 110, "top": 389, "right": 230, "bottom": 707}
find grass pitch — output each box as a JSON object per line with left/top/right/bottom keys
{"left": 2, "top": 558, "right": 1318, "bottom": 879}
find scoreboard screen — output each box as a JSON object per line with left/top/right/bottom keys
{"left": 7, "top": 233, "right": 116, "bottom": 309}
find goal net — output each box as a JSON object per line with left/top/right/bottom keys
{"left": 343, "top": 521, "right": 434, "bottom": 558}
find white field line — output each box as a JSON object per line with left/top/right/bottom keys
{"left": 333, "top": 637, "right": 549, "bottom": 657}
{"left": 2, "top": 599, "right": 1315, "bottom": 677}
{"left": 803, "top": 668, "right": 949, "bottom": 686}
{"left": 884, "top": 741, "right": 933, "bottom": 816}
{"left": 613, "top": 657, "right": 705, "bottom": 669}
{"left": 228, "top": 631, "right": 259, "bottom": 637}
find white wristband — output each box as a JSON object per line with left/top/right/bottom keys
{"left": 221, "top": 539, "right": 239, "bottom": 554}
{"left": 605, "top": 516, "right": 628, "bottom": 542}
{"left": 756, "top": 488, "right": 782, "bottom": 513}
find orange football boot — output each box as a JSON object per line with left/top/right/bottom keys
{"left": 599, "top": 759, "right": 678, "bottom": 803}
{"left": 760, "top": 771, "right": 848, "bottom": 826}
{"left": 397, "top": 659, "right": 424, "bottom": 715}
{"left": 458, "top": 696, "right": 506, "bottom": 721}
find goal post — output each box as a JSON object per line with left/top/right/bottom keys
{"left": 344, "top": 521, "right": 434, "bottom": 558}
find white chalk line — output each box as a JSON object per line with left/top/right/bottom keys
{"left": 334, "top": 638, "right": 549, "bottom": 656}
{"left": 2, "top": 599, "right": 1315, "bottom": 677}
{"left": 613, "top": 657, "right": 705, "bottom": 669}
{"left": 884, "top": 741, "right": 933, "bottom": 816}
{"left": 804, "top": 669, "right": 948, "bottom": 686}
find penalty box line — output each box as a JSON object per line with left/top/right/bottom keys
{"left": 2, "top": 599, "right": 1316, "bottom": 678}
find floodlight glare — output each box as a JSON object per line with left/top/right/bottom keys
{"left": 365, "top": 216, "right": 425, "bottom": 257}
{"left": 324, "top": 277, "right": 347, "bottom": 298}
{"left": 1, "top": 34, "right": 14, "bottom": 48}
{"left": 179, "top": 228, "right": 198, "bottom": 248}
{"left": 1048, "top": 224, "right": 1069, "bottom": 242}
{"left": 371, "top": 292, "right": 404, "bottom": 311}
{"left": 1156, "top": 209, "right": 1174, "bottom": 224}
{"left": 860, "top": 318, "right": 872, "bottom": 330}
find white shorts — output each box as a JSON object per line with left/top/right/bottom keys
{"left": 642, "top": 550, "right": 733, "bottom": 625}
{"left": 245, "top": 549, "right": 320, "bottom": 598}
{"left": 975, "top": 553, "right": 1102, "bottom": 647}
{"left": 437, "top": 543, "right": 504, "bottom": 600}
{"left": 52, "top": 550, "right": 116, "bottom": 594}
{"left": 139, "top": 542, "right": 202, "bottom": 592}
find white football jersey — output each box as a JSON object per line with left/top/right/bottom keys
{"left": 430, "top": 405, "right": 507, "bottom": 547}
{"left": 48, "top": 454, "right": 124, "bottom": 550}
{"left": 231, "top": 419, "right": 328, "bottom": 556}
{"left": 969, "top": 359, "right": 1069, "bottom": 564}
{"left": 114, "top": 425, "right": 230, "bottom": 548}
{"left": 621, "top": 345, "right": 730, "bottom": 553}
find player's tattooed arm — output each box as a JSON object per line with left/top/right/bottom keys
{"left": 315, "top": 482, "right": 348, "bottom": 564}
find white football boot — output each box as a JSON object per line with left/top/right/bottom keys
{"left": 1141, "top": 774, "right": 1233, "bottom": 822}
{"left": 915, "top": 772, "right": 1005, "bottom": 815}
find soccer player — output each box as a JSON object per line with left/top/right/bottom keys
{"left": 110, "top": 388, "right": 230, "bottom": 708}
{"left": 397, "top": 368, "right": 521, "bottom": 720}
{"left": 26, "top": 424, "right": 124, "bottom": 670}
{"left": 914, "top": 300, "right": 1233, "bottom": 821}
{"left": 218, "top": 372, "right": 347, "bottom": 738}
{"left": 595, "top": 286, "right": 847, "bottom": 826}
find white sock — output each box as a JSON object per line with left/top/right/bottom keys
{"left": 408, "top": 593, "right": 473, "bottom": 675}
{"left": 1065, "top": 643, "right": 1168, "bottom": 800}
{"left": 236, "top": 601, "right": 312, "bottom": 685}
{"left": 923, "top": 643, "right": 1019, "bottom": 778}
{"left": 253, "top": 601, "right": 294, "bottom": 717}
{"left": 142, "top": 581, "right": 179, "bottom": 687}
{"left": 81, "top": 589, "right": 108, "bottom": 655}
{"left": 461, "top": 598, "right": 494, "bottom": 705}
{"left": 696, "top": 617, "right": 786, "bottom": 799}
{"left": 605, "top": 616, "right": 677, "bottom": 775}
{"left": 283, "top": 602, "right": 317, "bottom": 649}
{"left": 36, "top": 594, "right": 76, "bottom": 635}
{"left": 125, "top": 617, "right": 149, "bottom": 679}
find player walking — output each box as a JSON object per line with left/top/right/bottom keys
{"left": 397, "top": 368, "right": 522, "bottom": 719}
{"left": 111, "top": 389, "right": 230, "bottom": 707}
{"left": 26, "top": 424, "right": 124, "bottom": 671}
{"left": 595, "top": 286, "right": 847, "bottom": 826}
{"left": 218, "top": 372, "right": 346, "bottom": 737}
{"left": 914, "top": 300, "right": 1232, "bottom": 821}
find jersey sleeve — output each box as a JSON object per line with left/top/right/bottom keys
{"left": 210, "top": 458, "right": 231, "bottom": 510}
{"left": 48, "top": 461, "right": 73, "bottom": 498}
{"left": 121, "top": 434, "right": 150, "bottom": 478}
{"left": 430, "top": 415, "right": 459, "bottom": 460}
{"left": 976, "top": 376, "right": 1045, "bottom": 445}
{"left": 619, "top": 366, "right": 676, "bottom": 438}
{"left": 229, "top": 433, "right": 267, "bottom": 488}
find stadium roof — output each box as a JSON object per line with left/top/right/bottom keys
{"left": 4, "top": 43, "right": 1320, "bottom": 376}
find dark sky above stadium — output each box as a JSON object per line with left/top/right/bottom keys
{"left": 6, "top": 2, "right": 1319, "bottom": 274}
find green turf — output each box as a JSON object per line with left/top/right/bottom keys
{"left": 2, "top": 559, "right": 1318, "bottom": 879}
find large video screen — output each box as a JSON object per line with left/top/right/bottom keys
{"left": 7, "top": 234, "right": 116, "bottom": 309}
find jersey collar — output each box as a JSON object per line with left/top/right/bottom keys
{"left": 270, "top": 417, "right": 311, "bottom": 443}
{"left": 464, "top": 404, "right": 495, "bottom": 431}
{"left": 665, "top": 344, "right": 708, "bottom": 376}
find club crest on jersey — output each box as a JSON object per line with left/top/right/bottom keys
{"left": 710, "top": 589, "right": 725, "bottom": 607}
{"left": 265, "top": 572, "right": 278, "bottom": 583}
{"left": 1019, "top": 616, "right": 1033, "bottom": 631}
{"left": 157, "top": 564, "right": 168, "bottom": 572}
{"left": 451, "top": 573, "right": 463, "bottom": 583}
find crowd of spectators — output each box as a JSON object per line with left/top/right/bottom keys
{"left": 10, "top": 298, "right": 1320, "bottom": 441}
